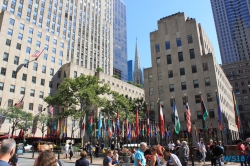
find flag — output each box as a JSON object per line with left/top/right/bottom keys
{"left": 209, "top": 123, "right": 213, "bottom": 135}
{"left": 116, "top": 111, "right": 120, "bottom": 137}
{"left": 232, "top": 92, "right": 241, "bottom": 130}
{"left": 14, "top": 96, "right": 24, "bottom": 108}
{"left": 131, "top": 123, "right": 135, "bottom": 140}
{"left": 88, "top": 114, "right": 93, "bottom": 135}
{"left": 113, "top": 119, "right": 116, "bottom": 134}
{"left": 186, "top": 101, "right": 192, "bottom": 133}
{"left": 62, "top": 119, "right": 67, "bottom": 138}
{"left": 108, "top": 119, "right": 112, "bottom": 138}
{"left": 135, "top": 109, "right": 139, "bottom": 137}
{"left": 32, "top": 49, "right": 44, "bottom": 58}
{"left": 150, "top": 124, "right": 152, "bottom": 138}
{"left": 97, "top": 114, "right": 102, "bottom": 139}
{"left": 159, "top": 104, "right": 165, "bottom": 136}
{"left": 154, "top": 123, "right": 158, "bottom": 137}
{"left": 201, "top": 97, "right": 208, "bottom": 121}
{"left": 147, "top": 106, "right": 150, "bottom": 136}
{"left": 173, "top": 102, "right": 181, "bottom": 134}
{"left": 216, "top": 93, "right": 223, "bottom": 130}
{"left": 194, "top": 124, "right": 197, "bottom": 136}
{"left": 49, "top": 106, "right": 54, "bottom": 115}
{"left": 126, "top": 115, "right": 129, "bottom": 137}
{"left": 142, "top": 123, "right": 145, "bottom": 137}
{"left": 128, "top": 123, "right": 131, "bottom": 140}
{"left": 165, "top": 128, "right": 168, "bottom": 139}
{"left": 81, "top": 115, "right": 86, "bottom": 137}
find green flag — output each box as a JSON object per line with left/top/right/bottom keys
{"left": 173, "top": 102, "right": 181, "bottom": 134}
{"left": 201, "top": 98, "right": 208, "bottom": 121}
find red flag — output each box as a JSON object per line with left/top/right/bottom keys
{"left": 147, "top": 106, "right": 150, "bottom": 136}
{"left": 126, "top": 117, "right": 129, "bottom": 137}
{"left": 81, "top": 115, "right": 86, "bottom": 137}
{"left": 49, "top": 106, "right": 54, "bottom": 115}
{"left": 14, "top": 96, "right": 24, "bottom": 108}
{"left": 135, "top": 109, "right": 139, "bottom": 137}
{"left": 159, "top": 104, "right": 164, "bottom": 136}
{"left": 186, "top": 102, "right": 192, "bottom": 133}
{"left": 32, "top": 49, "right": 44, "bottom": 58}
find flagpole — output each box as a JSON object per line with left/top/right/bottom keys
{"left": 200, "top": 92, "right": 207, "bottom": 144}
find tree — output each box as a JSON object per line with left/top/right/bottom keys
{"left": 36, "top": 113, "right": 52, "bottom": 139}
{"left": 44, "top": 74, "right": 110, "bottom": 115}
{"left": 96, "top": 67, "right": 103, "bottom": 72}
{"left": 3, "top": 107, "right": 33, "bottom": 137}
{"left": 64, "top": 110, "right": 83, "bottom": 140}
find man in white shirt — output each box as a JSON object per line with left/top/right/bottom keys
{"left": 65, "top": 142, "right": 69, "bottom": 159}
{"left": 165, "top": 147, "right": 182, "bottom": 166}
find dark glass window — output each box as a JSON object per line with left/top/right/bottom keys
{"left": 195, "top": 95, "right": 201, "bottom": 103}
{"left": 180, "top": 68, "right": 185, "bottom": 76}
{"left": 156, "top": 57, "right": 161, "bottom": 67}
{"left": 155, "top": 44, "right": 160, "bottom": 53}
{"left": 178, "top": 52, "right": 183, "bottom": 62}
{"left": 192, "top": 65, "right": 197, "bottom": 73}
{"left": 181, "top": 82, "right": 186, "bottom": 90}
{"left": 165, "top": 41, "right": 170, "bottom": 50}
{"left": 190, "top": 49, "right": 195, "bottom": 59}
{"left": 168, "top": 70, "right": 173, "bottom": 78}
{"left": 187, "top": 35, "right": 193, "bottom": 44}
{"left": 176, "top": 38, "right": 182, "bottom": 47}
{"left": 197, "top": 111, "right": 202, "bottom": 119}
{"left": 167, "top": 55, "right": 172, "bottom": 64}
{"left": 193, "top": 80, "right": 199, "bottom": 88}
{"left": 204, "top": 77, "right": 211, "bottom": 86}
{"left": 209, "top": 109, "right": 215, "bottom": 118}
{"left": 22, "top": 74, "right": 27, "bottom": 81}
{"left": 207, "top": 93, "right": 213, "bottom": 102}
{"left": 202, "top": 62, "right": 208, "bottom": 71}
{"left": 169, "top": 84, "right": 174, "bottom": 92}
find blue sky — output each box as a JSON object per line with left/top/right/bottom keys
{"left": 124, "top": 0, "right": 221, "bottom": 69}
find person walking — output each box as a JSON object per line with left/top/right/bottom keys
{"left": 164, "top": 147, "right": 182, "bottom": 166}
{"left": 36, "top": 150, "right": 57, "bottom": 166}
{"left": 112, "top": 150, "right": 119, "bottom": 164}
{"left": 134, "top": 142, "right": 147, "bottom": 166}
{"left": 75, "top": 151, "right": 89, "bottom": 166}
{"left": 103, "top": 150, "right": 116, "bottom": 166}
{"left": 65, "top": 142, "right": 69, "bottom": 159}
{"left": 179, "top": 141, "right": 189, "bottom": 166}
{"left": 212, "top": 141, "right": 224, "bottom": 166}
{"left": 69, "top": 142, "right": 73, "bottom": 161}
{"left": 168, "top": 141, "right": 175, "bottom": 153}
{"left": 236, "top": 139, "right": 247, "bottom": 166}
{"left": 95, "top": 142, "right": 100, "bottom": 158}
{"left": 0, "top": 139, "right": 16, "bottom": 166}
{"left": 195, "top": 140, "right": 202, "bottom": 161}
{"left": 199, "top": 140, "right": 207, "bottom": 164}
{"left": 174, "top": 140, "right": 181, "bottom": 156}
{"left": 149, "top": 146, "right": 161, "bottom": 166}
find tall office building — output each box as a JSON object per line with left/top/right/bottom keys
{"left": 133, "top": 39, "right": 143, "bottom": 86}
{"left": 210, "top": 0, "right": 250, "bottom": 63}
{"left": 144, "top": 12, "right": 238, "bottom": 144}
{"left": 0, "top": 0, "right": 114, "bottom": 135}
{"left": 113, "top": 0, "right": 128, "bottom": 81}
{"left": 127, "top": 60, "right": 133, "bottom": 82}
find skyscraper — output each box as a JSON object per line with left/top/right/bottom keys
{"left": 210, "top": 0, "right": 250, "bottom": 63}
{"left": 113, "top": 0, "right": 128, "bottom": 81}
{"left": 133, "top": 39, "right": 143, "bottom": 86}
{"left": 127, "top": 60, "right": 133, "bottom": 82}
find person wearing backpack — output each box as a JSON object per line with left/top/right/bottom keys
{"left": 212, "top": 141, "right": 223, "bottom": 166}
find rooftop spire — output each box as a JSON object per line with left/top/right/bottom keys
{"left": 133, "top": 38, "right": 143, "bottom": 86}
{"left": 134, "top": 38, "right": 141, "bottom": 71}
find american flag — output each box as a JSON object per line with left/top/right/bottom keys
{"left": 32, "top": 49, "right": 44, "bottom": 58}
{"left": 14, "top": 96, "right": 24, "bottom": 108}
{"left": 186, "top": 101, "right": 192, "bottom": 133}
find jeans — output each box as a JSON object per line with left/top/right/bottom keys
{"left": 239, "top": 155, "right": 247, "bottom": 166}
{"left": 181, "top": 161, "right": 188, "bottom": 166}
{"left": 196, "top": 150, "right": 202, "bottom": 160}
{"left": 217, "top": 157, "right": 222, "bottom": 166}
{"left": 201, "top": 152, "right": 206, "bottom": 162}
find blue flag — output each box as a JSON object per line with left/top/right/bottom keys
{"left": 97, "top": 114, "right": 102, "bottom": 139}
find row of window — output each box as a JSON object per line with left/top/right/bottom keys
{"left": 149, "top": 77, "right": 211, "bottom": 95}
{"left": 155, "top": 35, "right": 193, "bottom": 53}
{"left": 3, "top": 52, "right": 62, "bottom": 66}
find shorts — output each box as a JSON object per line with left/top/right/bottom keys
{"left": 65, "top": 150, "right": 69, "bottom": 154}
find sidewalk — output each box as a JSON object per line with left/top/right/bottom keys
{"left": 18, "top": 152, "right": 240, "bottom": 166}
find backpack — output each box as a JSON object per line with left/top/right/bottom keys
{"left": 215, "top": 145, "right": 223, "bottom": 156}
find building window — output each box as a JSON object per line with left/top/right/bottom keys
{"left": 192, "top": 65, "right": 197, "bottom": 73}
{"left": 190, "top": 49, "right": 195, "bottom": 59}
{"left": 38, "top": 104, "right": 43, "bottom": 112}
{"left": 64, "top": 71, "right": 67, "bottom": 78}
{"left": 168, "top": 70, "right": 173, "bottom": 78}
{"left": 1, "top": 68, "right": 6, "bottom": 76}
{"left": 29, "top": 28, "right": 33, "bottom": 34}
{"left": 180, "top": 68, "right": 185, "bottom": 76}
{"left": 235, "top": 83, "right": 238, "bottom": 87}
{"left": 204, "top": 77, "right": 211, "bottom": 86}
{"left": 33, "top": 62, "right": 38, "bottom": 71}
{"left": 30, "top": 89, "right": 35, "bottom": 97}
{"left": 39, "top": 91, "right": 44, "bottom": 99}
{"left": 26, "top": 47, "right": 31, "bottom": 54}
{"left": 209, "top": 109, "right": 215, "bottom": 118}
{"left": 58, "top": 71, "right": 61, "bottom": 78}
{"left": 41, "top": 79, "right": 45, "bottom": 86}
{"left": 187, "top": 35, "right": 193, "bottom": 44}
{"left": 169, "top": 84, "right": 174, "bottom": 92}
{"left": 241, "top": 81, "right": 245, "bottom": 86}
{"left": 148, "top": 75, "right": 152, "bottom": 82}
{"left": 242, "top": 89, "right": 247, "bottom": 94}
{"left": 150, "top": 102, "right": 154, "bottom": 110}
{"left": 235, "top": 89, "right": 240, "bottom": 94}
{"left": 37, "top": 32, "right": 42, "bottom": 38}
{"left": 202, "top": 62, "right": 208, "bottom": 71}
{"left": 52, "top": 48, "right": 56, "bottom": 54}
{"left": 193, "top": 80, "right": 199, "bottom": 88}
{"left": 53, "top": 39, "right": 57, "bottom": 45}
{"left": 195, "top": 95, "right": 201, "bottom": 103}
{"left": 0, "top": 82, "right": 4, "bottom": 90}
{"left": 59, "top": 59, "right": 62, "bottom": 66}
{"left": 197, "top": 111, "right": 202, "bottom": 119}
{"left": 43, "top": 54, "right": 47, "bottom": 60}
{"left": 165, "top": 41, "right": 170, "bottom": 50}
{"left": 20, "top": 87, "right": 25, "bottom": 94}
{"left": 8, "top": 29, "right": 13, "bottom": 36}
{"left": 155, "top": 44, "right": 160, "bottom": 53}
{"left": 22, "top": 73, "right": 27, "bottom": 81}
{"left": 158, "top": 86, "right": 163, "bottom": 94}
{"left": 51, "top": 56, "right": 55, "bottom": 63}
{"left": 27, "top": 37, "right": 32, "bottom": 44}
{"left": 149, "top": 88, "right": 153, "bottom": 96}
{"left": 178, "top": 52, "right": 183, "bottom": 62}
{"left": 207, "top": 93, "right": 213, "bottom": 102}
{"left": 176, "top": 38, "right": 182, "bottom": 47}
{"left": 167, "top": 55, "right": 172, "bottom": 64}
{"left": 16, "top": 43, "right": 21, "bottom": 50}
{"left": 74, "top": 71, "right": 77, "bottom": 78}
{"left": 181, "top": 82, "right": 186, "bottom": 90}
{"left": 50, "top": 68, "right": 54, "bottom": 76}
{"left": 60, "top": 42, "right": 64, "bottom": 48}
{"left": 36, "top": 41, "right": 41, "bottom": 47}
{"left": 3, "top": 52, "right": 9, "bottom": 61}
{"left": 9, "top": 18, "right": 15, "bottom": 25}
{"left": 6, "top": 39, "right": 11, "bottom": 46}
{"left": 156, "top": 57, "right": 161, "bottom": 67}
{"left": 158, "top": 72, "right": 162, "bottom": 80}
{"left": 18, "top": 33, "right": 23, "bottom": 40}
{"left": 19, "top": 23, "right": 25, "bottom": 30}
{"left": 12, "top": 71, "right": 17, "bottom": 78}
{"left": 29, "top": 103, "right": 33, "bottom": 111}
{"left": 42, "top": 65, "right": 46, "bottom": 73}
{"left": 46, "top": 35, "right": 50, "bottom": 42}
{"left": 8, "top": 99, "right": 13, "bottom": 107}
{"left": 239, "top": 105, "right": 243, "bottom": 111}
{"left": 32, "top": 76, "right": 36, "bottom": 83}
{"left": 24, "top": 59, "right": 29, "bottom": 68}
{"left": 10, "top": 85, "right": 15, "bottom": 93}
{"left": 60, "top": 51, "right": 63, "bottom": 57}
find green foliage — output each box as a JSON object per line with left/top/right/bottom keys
{"left": 127, "top": 81, "right": 133, "bottom": 84}
{"left": 112, "top": 75, "right": 119, "bottom": 79}
{"left": 96, "top": 67, "right": 103, "bottom": 72}
{"left": 136, "top": 84, "right": 143, "bottom": 88}
{"left": 44, "top": 74, "right": 111, "bottom": 115}
{"left": 3, "top": 107, "right": 33, "bottom": 136}
{"left": 36, "top": 113, "right": 53, "bottom": 139}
